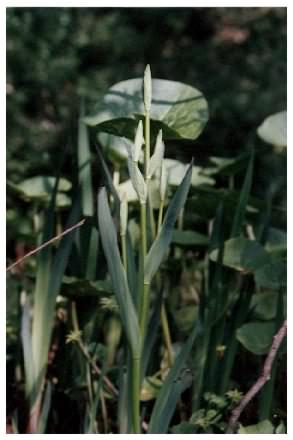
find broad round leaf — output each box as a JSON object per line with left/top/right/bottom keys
{"left": 84, "top": 78, "right": 209, "bottom": 140}
{"left": 257, "top": 111, "right": 287, "bottom": 147}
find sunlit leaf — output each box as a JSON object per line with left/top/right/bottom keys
{"left": 84, "top": 78, "right": 208, "bottom": 140}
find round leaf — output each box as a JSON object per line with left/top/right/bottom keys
{"left": 84, "top": 78, "right": 209, "bottom": 140}
{"left": 236, "top": 321, "right": 276, "bottom": 355}
{"left": 257, "top": 111, "right": 287, "bottom": 147}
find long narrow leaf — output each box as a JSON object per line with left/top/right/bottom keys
{"left": 32, "top": 197, "right": 82, "bottom": 397}
{"left": 78, "top": 102, "right": 94, "bottom": 217}
{"left": 37, "top": 381, "right": 52, "bottom": 434}
{"left": 98, "top": 188, "right": 141, "bottom": 357}
{"left": 230, "top": 151, "right": 254, "bottom": 237}
{"left": 148, "top": 320, "right": 202, "bottom": 433}
{"left": 144, "top": 162, "right": 193, "bottom": 283}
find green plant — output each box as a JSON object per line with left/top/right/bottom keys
{"left": 7, "top": 64, "right": 286, "bottom": 434}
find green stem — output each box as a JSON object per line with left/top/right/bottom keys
{"left": 121, "top": 233, "right": 127, "bottom": 274}
{"left": 144, "top": 112, "right": 150, "bottom": 177}
{"left": 140, "top": 203, "right": 147, "bottom": 259}
{"left": 139, "top": 281, "right": 151, "bottom": 344}
{"left": 131, "top": 356, "right": 141, "bottom": 433}
{"left": 157, "top": 200, "right": 164, "bottom": 235}
{"left": 156, "top": 199, "right": 174, "bottom": 368}
{"left": 160, "top": 304, "right": 174, "bottom": 367}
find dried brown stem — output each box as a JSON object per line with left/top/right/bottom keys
{"left": 226, "top": 319, "right": 287, "bottom": 434}
{"left": 6, "top": 218, "right": 86, "bottom": 272}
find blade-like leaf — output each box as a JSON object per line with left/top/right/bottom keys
{"left": 98, "top": 188, "right": 141, "bottom": 357}
{"left": 148, "top": 321, "right": 202, "bottom": 433}
{"left": 144, "top": 162, "right": 192, "bottom": 283}
{"left": 78, "top": 102, "right": 94, "bottom": 217}
{"left": 230, "top": 151, "right": 254, "bottom": 237}
{"left": 84, "top": 78, "right": 208, "bottom": 141}
{"left": 37, "top": 381, "right": 52, "bottom": 433}
{"left": 32, "top": 197, "right": 82, "bottom": 395}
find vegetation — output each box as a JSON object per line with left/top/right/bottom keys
{"left": 6, "top": 8, "right": 286, "bottom": 434}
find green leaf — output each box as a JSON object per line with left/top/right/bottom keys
{"left": 61, "top": 276, "right": 112, "bottom": 297}
{"left": 13, "top": 176, "right": 71, "bottom": 200}
{"left": 170, "top": 422, "right": 198, "bottom": 434}
{"left": 208, "top": 152, "right": 251, "bottom": 176}
{"left": 148, "top": 321, "right": 201, "bottom": 433}
{"left": 257, "top": 111, "right": 287, "bottom": 147}
{"left": 238, "top": 420, "right": 274, "bottom": 434}
{"left": 209, "top": 237, "right": 270, "bottom": 273}
{"left": 164, "top": 159, "right": 214, "bottom": 187}
{"left": 265, "top": 227, "right": 287, "bottom": 254}
{"left": 231, "top": 151, "right": 254, "bottom": 237}
{"left": 144, "top": 162, "right": 192, "bottom": 284}
{"left": 251, "top": 291, "right": 279, "bottom": 320}
{"left": 187, "top": 187, "right": 261, "bottom": 221}
{"left": 84, "top": 78, "right": 209, "bottom": 140}
{"left": 78, "top": 102, "right": 94, "bottom": 216}
{"left": 98, "top": 132, "right": 131, "bottom": 164}
{"left": 172, "top": 229, "right": 209, "bottom": 246}
{"left": 31, "top": 197, "right": 82, "bottom": 405}
{"left": 236, "top": 321, "right": 276, "bottom": 355}
{"left": 97, "top": 188, "right": 141, "bottom": 357}
{"left": 254, "top": 258, "right": 286, "bottom": 289}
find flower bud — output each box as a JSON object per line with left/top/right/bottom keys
{"left": 128, "top": 158, "right": 147, "bottom": 204}
{"left": 147, "top": 129, "right": 164, "bottom": 179}
{"left": 144, "top": 64, "right": 152, "bottom": 113}
{"left": 132, "top": 120, "right": 144, "bottom": 162}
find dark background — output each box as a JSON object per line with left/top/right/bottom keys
{"left": 7, "top": 7, "right": 286, "bottom": 178}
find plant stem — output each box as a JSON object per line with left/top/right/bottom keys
{"left": 121, "top": 233, "right": 127, "bottom": 274}
{"left": 131, "top": 356, "right": 141, "bottom": 433}
{"left": 139, "top": 281, "right": 151, "bottom": 344}
{"left": 144, "top": 112, "right": 150, "bottom": 177}
{"left": 157, "top": 200, "right": 164, "bottom": 235}
{"left": 140, "top": 202, "right": 147, "bottom": 259}
{"left": 160, "top": 304, "right": 174, "bottom": 367}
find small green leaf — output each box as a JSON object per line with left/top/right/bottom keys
{"left": 236, "top": 321, "right": 276, "bottom": 355}
{"left": 15, "top": 176, "right": 71, "bottom": 200}
{"left": 84, "top": 78, "right": 208, "bottom": 141}
{"left": 257, "top": 111, "right": 287, "bottom": 147}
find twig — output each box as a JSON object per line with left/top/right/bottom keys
{"left": 226, "top": 319, "right": 287, "bottom": 433}
{"left": 6, "top": 218, "right": 86, "bottom": 272}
